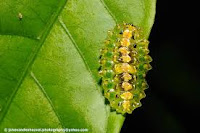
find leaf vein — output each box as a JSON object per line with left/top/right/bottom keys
{"left": 58, "top": 17, "right": 101, "bottom": 92}
{"left": 30, "top": 72, "right": 65, "bottom": 128}
{"left": 99, "top": 0, "right": 118, "bottom": 23}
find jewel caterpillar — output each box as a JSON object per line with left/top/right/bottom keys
{"left": 99, "top": 23, "right": 152, "bottom": 114}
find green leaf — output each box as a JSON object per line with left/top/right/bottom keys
{"left": 0, "top": 0, "right": 156, "bottom": 132}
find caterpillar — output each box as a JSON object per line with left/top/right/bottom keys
{"left": 99, "top": 23, "right": 152, "bottom": 114}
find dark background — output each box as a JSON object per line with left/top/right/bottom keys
{"left": 122, "top": 0, "right": 200, "bottom": 133}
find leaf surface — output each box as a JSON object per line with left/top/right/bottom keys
{"left": 0, "top": 0, "right": 156, "bottom": 132}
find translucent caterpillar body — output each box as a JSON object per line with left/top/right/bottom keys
{"left": 99, "top": 23, "right": 152, "bottom": 114}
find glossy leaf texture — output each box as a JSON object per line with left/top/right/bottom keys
{"left": 0, "top": 0, "right": 156, "bottom": 132}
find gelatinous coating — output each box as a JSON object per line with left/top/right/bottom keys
{"left": 99, "top": 23, "right": 152, "bottom": 114}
